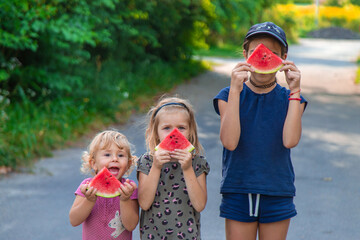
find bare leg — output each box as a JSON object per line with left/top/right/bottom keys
{"left": 258, "top": 219, "right": 290, "bottom": 240}
{"left": 225, "top": 218, "right": 258, "bottom": 240}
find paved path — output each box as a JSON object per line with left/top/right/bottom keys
{"left": 0, "top": 39, "right": 360, "bottom": 240}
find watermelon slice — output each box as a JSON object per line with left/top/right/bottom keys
{"left": 155, "top": 128, "right": 195, "bottom": 152}
{"left": 89, "top": 167, "right": 122, "bottom": 198}
{"left": 247, "top": 43, "right": 284, "bottom": 74}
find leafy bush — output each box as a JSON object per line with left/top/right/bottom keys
{"left": 0, "top": 0, "right": 213, "bottom": 168}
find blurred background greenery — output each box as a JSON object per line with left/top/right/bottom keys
{"left": 1, "top": 0, "right": 359, "bottom": 170}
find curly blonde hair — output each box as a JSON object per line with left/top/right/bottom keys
{"left": 80, "top": 130, "right": 137, "bottom": 177}
{"left": 145, "top": 95, "right": 204, "bottom": 156}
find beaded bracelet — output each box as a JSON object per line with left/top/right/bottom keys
{"left": 289, "top": 89, "right": 301, "bottom": 96}
{"left": 288, "top": 98, "right": 302, "bottom": 101}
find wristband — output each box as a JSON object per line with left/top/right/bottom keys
{"left": 288, "top": 98, "right": 301, "bottom": 101}
{"left": 289, "top": 89, "right": 301, "bottom": 96}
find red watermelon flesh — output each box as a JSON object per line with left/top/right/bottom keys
{"left": 247, "top": 43, "right": 284, "bottom": 74}
{"left": 89, "top": 167, "right": 122, "bottom": 198}
{"left": 155, "top": 128, "right": 195, "bottom": 152}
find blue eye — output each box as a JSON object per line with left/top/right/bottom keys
{"left": 118, "top": 154, "right": 124, "bottom": 158}
{"left": 104, "top": 153, "right": 111, "bottom": 157}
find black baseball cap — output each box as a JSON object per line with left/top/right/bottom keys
{"left": 245, "top": 22, "right": 288, "bottom": 50}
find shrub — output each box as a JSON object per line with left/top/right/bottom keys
{"left": 0, "top": 0, "right": 213, "bottom": 169}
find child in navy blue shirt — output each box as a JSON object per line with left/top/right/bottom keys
{"left": 213, "top": 22, "right": 307, "bottom": 240}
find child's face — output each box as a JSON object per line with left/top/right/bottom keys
{"left": 92, "top": 143, "right": 129, "bottom": 179}
{"left": 157, "top": 110, "right": 190, "bottom": 142}
{"left": 244, "top": 37, "right": 287, "bottom": 81}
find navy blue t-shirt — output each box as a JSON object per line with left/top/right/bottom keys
{"left": 213, "top": 83, "right": 307, "bottom": 197}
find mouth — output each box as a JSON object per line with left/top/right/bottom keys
{"left": 107, "top": 167, "right": 120, "bottom": 177}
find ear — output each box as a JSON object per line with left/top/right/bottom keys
{"left": 90, "top": 158, "right": 98, "bottom": 173}
{"left": 282, "top": 53, "right": 288, "bottom": 60}
{"left": 243, "top": 49, "right": 248, "bottom": 59}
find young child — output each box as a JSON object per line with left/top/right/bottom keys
{"left": 137, "top": 96, "right": 210, "bottom": 240}
{"left": 69, "top": 130, "right": 139, "bottom": 240}
{"left": 213, "top": 22, "right": 308, "bottom": 240}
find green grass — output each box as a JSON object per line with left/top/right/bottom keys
{"left": 1, "top": 59, "right": 210, "bottom": 170}
{"left": 194, "top": 43, "right": 243, "bottom": 58}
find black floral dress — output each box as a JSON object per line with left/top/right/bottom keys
{"left": 137, "top": 154, "right": 210, "bottom": 240}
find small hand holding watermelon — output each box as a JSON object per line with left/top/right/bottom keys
{"left": 247, "top": 43, "right": 284, "bottom": 74}
{"left": 88, "top": 167, "right": 123, "bottom": 198}
{"left": 170, "top": 149, "right": 193, "bottom": 170}
{"left": 80, "top": 181, "right": 98, "bottom": 202}
{"left": 119, "top": 179, "right": 137, "bottom": 201}
{"left": 279, "top": 60, "right": 301, "bottom": 91}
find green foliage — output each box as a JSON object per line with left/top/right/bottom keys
{"left": 293, "top": 0, "right": 313, "bottom": 3}
{"left": 350, "top": 0, "right": 360, "bottom": 5}
{"left": 205, "top": 0, "right": 292, "bottom": 47}
{"left": 194, "top": 43, "right": 243, "bottom": 58}
{"left": 324, "top": 0, "right": 347, "bottom": 6}
{"left": 324, "top": 0, "right": 360, "bottom": 6}
{"left": 0, "top": 0, "right": 212, "bottom": 168}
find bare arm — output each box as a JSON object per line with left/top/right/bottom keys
{"left": 120, "top": 199, "right": 139, "bottom": 231}
{"left": 69, "top": 184, "right": 97, "bottom": 226}
{"left": 183, "top": 170, "right": 207, "bottom": 212}
{"left": 119, "top": 181, "right": 139, "bottom": 231}
{"left": 218, "top": 93, "right": 240, "bottom": 151}
{"left": 219, "top": 62, "right": 252, "bottom": 150}
{"left": 281, "top": 60, "right": 305, "bottom": 148}
{"left": 283, "top": 94, "right": 305, "bottom": 148}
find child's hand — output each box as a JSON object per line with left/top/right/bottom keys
{"left": 119, "top": 179, "right": 137, "bottom": 201}
{"left": 80, "top": 182, "right": 97, "bottom": 202}
{"left": 231, "top": 62, "right": 253, "bottom": 92}
{"left": 153, "top": 149, "right": 171, "bottom": 169}
{"left": 280, "top": 60, "right": 301, "bottom": 91}
{"left": 170, "top": 149, "right": 192, "bottom": 171}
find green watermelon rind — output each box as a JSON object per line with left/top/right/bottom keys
{"left": 155, "top": 144, "right": 195, "bottom": 153}
{"left": 89, "top": 167, "right": 122, "bottom": 198}
{"left": 253, "top": 63, "right": 284, "bottom": 74}
{"left": 96, "top": 191, "right": 121, "bottom": 198}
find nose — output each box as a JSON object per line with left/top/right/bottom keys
{"left": 111, "top": 154, "right": 118, "bottom": 162}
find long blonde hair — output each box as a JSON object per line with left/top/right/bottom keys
{"left": 81, "top": 130, "right": 137, "bottom": 177}
{"left": 145, "top": 96, "right": 204, "bottom": 155}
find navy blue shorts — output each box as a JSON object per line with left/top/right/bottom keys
{"left": 220, "top": 193, "right": 297, "bottom": 223}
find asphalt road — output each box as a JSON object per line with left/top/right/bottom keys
{"left": 1, "top": 39, "right": 360, "bottom": 240}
